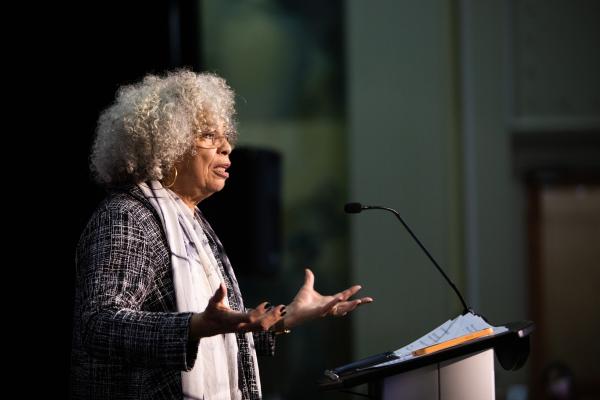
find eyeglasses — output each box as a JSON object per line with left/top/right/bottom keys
{"left": 197, "top": 131, "right": 237, "bottom": 149}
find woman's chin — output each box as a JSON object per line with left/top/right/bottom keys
{"left": 209, "top": 182, "right": 226, "bottom": 194}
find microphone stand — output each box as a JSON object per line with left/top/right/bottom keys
{"left": 346, "top": 203, "right": 471, "bottom": 315}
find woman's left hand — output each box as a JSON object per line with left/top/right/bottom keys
{"left": 283, "top": 268, "right": 373, "bottom": 329}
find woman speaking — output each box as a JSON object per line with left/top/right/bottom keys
{"left": 70, "top": 70, "right": 372, "bottom": 400}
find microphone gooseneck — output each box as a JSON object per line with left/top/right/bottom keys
{"left": 344, "top": 202, "right": 470, "bottom": 314}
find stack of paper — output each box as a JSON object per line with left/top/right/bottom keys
{"left": 373, "top": 312, "right": 507, "bottom": 368}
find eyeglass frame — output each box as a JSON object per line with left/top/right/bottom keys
{"left": 196, "top": 130, "right": 237, "bottom": 149}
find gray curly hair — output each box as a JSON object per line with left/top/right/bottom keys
{"left": 91, "top": 69, "right": 237, "bottom": 187}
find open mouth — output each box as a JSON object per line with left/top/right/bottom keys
{"left": 213, "top": 163, "right": 230, "bottom": 178}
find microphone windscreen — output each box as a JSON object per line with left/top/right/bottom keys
{"left": 344, "top": 202, "right": 363, "bottom": 214}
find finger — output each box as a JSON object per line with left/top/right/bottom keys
{"left": 337, "top": 285, "right": 362, "bottom": 301}
{"left": 321, "top": 296, "right": 343, "bottom": 316}
{"left": 335, "top": 297, "right": 374, "bottom": 316}
{"left": 263, "top": 305, "right": 286, "bottom": 326}
{"left": 247, "top": 304, "right": 285, "bottom": 331}
{"left": 303, "top": 268, "right": 315, "bottom": 289}
{"left": 248, "top": 303, "right": 282, "bottom": 320}
{"left": 237, "top": 305, "right": 278, "bottom": 331}
{"left": 336, "top": 299, "right": 362, "bottom": 315}
{"left": 256, "top": 301, "right": 273, "bottom": 312}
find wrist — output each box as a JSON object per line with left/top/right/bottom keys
{"left": 189, "top": 313, "right": 204, "bottom": 340}
{"left": 271, "top": 319, "right": 291, "bottom": 335}
{"left": 282, "top": 303, "right": 300, "bottom": 329}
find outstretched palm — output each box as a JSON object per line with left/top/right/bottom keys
{"left": 285, "top": 269, "right": 373, "bottom": 329}
{"left": 193, "top": 284, "right": 285, "bottom": 338}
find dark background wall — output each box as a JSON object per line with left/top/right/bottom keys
{"left": 32, "top": 1, "right": 201, "bottom": 396}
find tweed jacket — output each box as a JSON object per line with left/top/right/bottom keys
{"left": 71, "top": 186, "right": 274, "bottom": 399}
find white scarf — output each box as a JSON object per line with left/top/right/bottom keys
{"left": 138, "top": 181, "right": 260, "bottom": 400}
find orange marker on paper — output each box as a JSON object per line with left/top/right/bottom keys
{"left": 412, "top": 327, "right": 494, "bottom": 356}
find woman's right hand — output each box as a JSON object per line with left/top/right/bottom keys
{"left": 189, "top": 283, "right": 285, "bottom": 339}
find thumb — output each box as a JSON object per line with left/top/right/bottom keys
{"left": 303, "top": 268, "right": 315, "bottom": 289}
{"left": 210, "top": 283, "right": 227, "bottom": 305}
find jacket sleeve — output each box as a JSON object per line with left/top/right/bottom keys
{"left": 77, "top": 206, "right": 199, "bottom": 370}
{"left": 253, "top": 331, "right": 276, "bottom": 356}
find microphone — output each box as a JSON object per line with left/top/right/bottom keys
{"left": 345, "top": 202, "right": 470, "bottom": 314}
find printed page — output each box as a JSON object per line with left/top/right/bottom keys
{"left": 371, "top": 312, "right": 507, "bottom": 368}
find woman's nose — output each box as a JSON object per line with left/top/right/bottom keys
{"left": 219, "top": 139, "right": 232, "bottom": 155}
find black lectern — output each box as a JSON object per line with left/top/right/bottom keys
{"left": 319, "top": 321, "right": 533, "bottom": 400}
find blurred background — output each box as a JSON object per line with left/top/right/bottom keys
{"left": 39, "top": 0, "right": 599, "bottom": 399}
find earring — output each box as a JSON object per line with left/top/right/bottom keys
{"left": 163, "top": 167, "right": 178, "bottom": 188}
